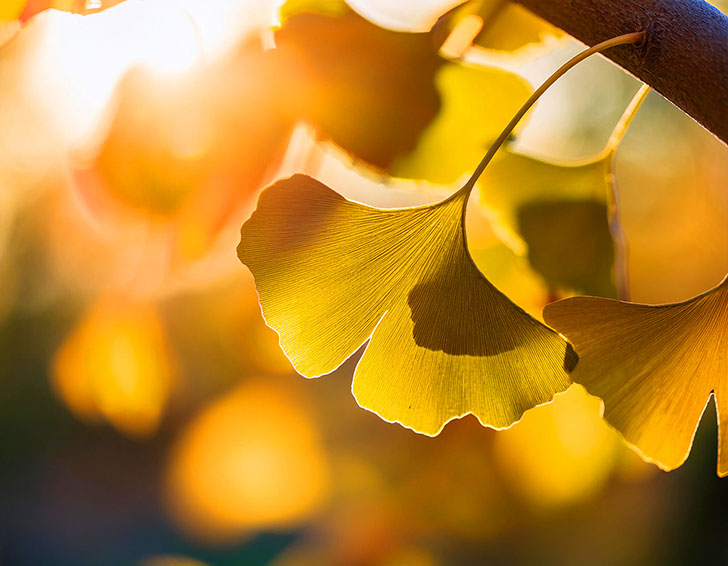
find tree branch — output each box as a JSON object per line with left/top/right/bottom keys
{"left": 515, "top": 0, "right": 728, "bottom": 146}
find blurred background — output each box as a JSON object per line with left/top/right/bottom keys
{"left": 1, "top": 1, "right": 728, "bottom": 564}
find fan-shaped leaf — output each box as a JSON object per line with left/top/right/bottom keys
{"left": 543, "top": 276, "right": 728, "bottom": 476}
{"left": 274, "top": 8, "right": 442, "bottom": 169}
{"left": 239, "top": 174, "right": 575, "bottom": 434}
{"left": 480, "top": 147, "right": 616, "bottom": 297}
{"left": 447, "top": 0, "right": 562, "bottom": 54}
{"left": 393, "top": 62, "right": 532, "bottom": 184}
{"left": 343, "top": 0, "right": 467, "bottom": 32}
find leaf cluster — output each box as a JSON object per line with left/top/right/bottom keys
{"left": 238, "top": 0, "right": 728, "bottom": 477}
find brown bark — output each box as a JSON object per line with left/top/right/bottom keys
{"left": 516, "top": 0, "right": 728, "bottom": 145}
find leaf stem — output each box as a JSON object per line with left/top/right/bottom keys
{"left": 605, "top": 83, "right": 651, "bottom": 301}
{"left": 603, "top": 83, "right": 651, "bottom": 158}
{"left": 458, "top": 30, "right": 646, "bottom": 197}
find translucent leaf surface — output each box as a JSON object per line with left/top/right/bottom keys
{"left": 472, "top": 1, "right": 562, "bottom": 52}
{"left": 544, "top": 276, "right": 728, "bottom": 476}
{"left": 239, "top": 174, "right": 575, "bottom": 434}
{"left": 274, "top": 8, "right": 442, "bottom": 169}
{"left": 343, "top": 0, "right": 467, "bottom": 32}
{"left": 393, "top": 62, "right": 531, "bottom": 184}
{"left": 479, "top": 147, "right": 616, "bottom": 297}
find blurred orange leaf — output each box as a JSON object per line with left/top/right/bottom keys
{"left": 274, "top": 8, "right": 443, "bottom": 169}
{"left": 73, "top": 48, "right": 293, "bottom": 264}
{"left": 0, "top": 0, "right": 26, "bottom": 21}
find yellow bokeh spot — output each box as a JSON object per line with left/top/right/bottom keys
{"left": 493, "top": 385, "right": 620, "bottom": 507}
{"left": 51, "top": 295, "right": 174, "bottom": 438}
{"left": 164, "top": 380, "right": 329, "bottom": 543}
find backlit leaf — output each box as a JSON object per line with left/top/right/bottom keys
{"left": 543, "top": 275, "right": 728, "bottom": 476}
{"left": 274, "top": 8, "right": 442, "bottom": 169}
{"left": 393, "top": 62, "right": 531, "bottom": 184}
{"left": 279, "top": 0, "right": 349, "bottom": 21}
{"left": 393, "top": 60, "right": 616, "bottom": 297}
{"left": 479, "top": 147, "right": 616, "bottom": 297}
{"left": 239, "top": 174, "right": 575, "bottom": 434}
{"left": 343, "top": 0, "right": 467, "bottom": 32}
{"left": 74, "top": 50, "right": 292, "bottom": 263}
{"left": 472, "top": 1, "right": 562, "bottom": 53}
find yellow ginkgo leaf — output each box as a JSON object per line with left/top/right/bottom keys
{"left": 479, "top": 146, "right": 616, "bottom": 297}
{"left": 543, "top": 275, "right": 728, "bottom": 476}
{"left": 480, "top": 147, "right": 608, "bottom": 250}
{"left": 444, "top": 0, "right": 562, "bottom": 54}
{"left": 239, "top": 174, "right": 575, "bottom": 435}
{"left": 474, "top": 2, "right": 562, "bottom": 53}
{"left": 392, "top": 62, "right": 532, "bottom": 185}
{"left": 344, "top": 0, "right": 467, "bottom": 32}
{"left": 279, "top": 0, "right": 349, "bottom": 21}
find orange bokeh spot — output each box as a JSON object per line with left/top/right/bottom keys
{"left": 51, "top": 294, "right": 174, "bottom": 437}
{"left": 164, "top": 380, "right": 329, "bottom": 543}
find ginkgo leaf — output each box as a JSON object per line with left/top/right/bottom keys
{"left": 476, "top": 3, "right": 561, "bottom": 52}
{"left": 239, "top": 174, "right": 575, "bottom": 435}
{"left": 343, "top": 0, "right": 467, "bottom": 32}
{"left": 543, "top": 275, "right": 728, "bottom": 476}
{"left": 517, "top": 199, "right": 615, "bottom": 297}
{"left": 73, "top": 48, "right": 293, "bottom": 264}
{"left": 445, "top": 0, "right": 562, "bottom": 54}
{"left": 393, "top": 62, "right": 531, "bottom": 184}
{"left": 274, "top": 8, "right": 442, "bottom": 169}
{"left": 393, "top": 60, "right": 616, "bottom": 297}
{"left": 279, "top": 0, "right": 349, "bottom": 22}
{"left": 479, "top": 146, "right": 616, "bottom": 297}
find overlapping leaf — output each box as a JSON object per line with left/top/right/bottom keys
{"left": 393, "top": 57, "right": 617, "bottom": 297}
{"left": 393, "top": 62, "right": 532, "bottom": 184}
{"left": 479, "top": 146, "right": 616, "bottom": 297}
{"left": 342, "top": 0, "right": 467, "bottom": 32}
{"left": 239, "top": 174, "right": 575, "bottom": 435}
{"left": 544, "top": 276, "right": 728, "bottom": 476}
{"left": 339, "top": 0, "right": 560, "bottom": 53}
{"left": 449, "top": 0, "right": 562, "bottom": 53}
{"left": 274, "top": 8, "right": 443, "bottom": 169}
